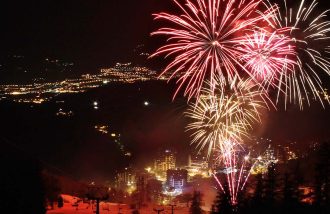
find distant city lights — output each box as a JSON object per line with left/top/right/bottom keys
{"left": 0, "top": 62, "right": 175, "bottom": 104}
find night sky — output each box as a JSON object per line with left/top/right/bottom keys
{"left": 0, "top": 0, "right": 174, "bottom": 68}
{"left": 1, "top": 0, "right": 330, "bottom": 65}
{"left": 0, "top": 0, "right": 330, "bottom": 183}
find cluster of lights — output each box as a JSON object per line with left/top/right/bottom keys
{"left": 56, "top": 108, "right": 74, "bottom": 117}
{"left": 0, "top": 63, "right": 162, "bottom": 104}
{"left": 95, "top": 125, "right": 109, "bottom": 134}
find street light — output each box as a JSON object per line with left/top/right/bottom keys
{"left": 169, "top": 204, "right": 176, "bottom": 214}
{"left": 86, "top": 184, "right": 109, "bottom": 214}
{"left": 153, "top": 208, "right": 165, "bottom": 214}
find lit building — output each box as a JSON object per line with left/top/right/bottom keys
{"left": 251, "top": 145, "right": 278, "bottom": 175}
{"left": 146, "top": 179, "right": 163, "bottom": 204}
{"left": 115, "top": 168, "right": 136, "bottom": 194}
{"left": 166, "top": 169, "right": 188, "bottom": 190}
{"left": 263, "top": 145, "right": 278, "bottom": 163}
{"left": 185, "top": 154, "right": 209, "bottom": 179}
{"left": 134, "top": 170, "right": 156, "bottom": 206}
{"left": 283, "top": 146, "right": 298, "bottom": 161}
{"left": 154, "top": 149, "right": 176, "bottom": 179}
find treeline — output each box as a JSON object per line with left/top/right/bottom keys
{"left": 0, "top": 155, "right": 46, "bottom": 214}
{"left": 0, "top": 140, "right": 88, "bottom": 214}
{"left": 209, "top": 142, "right": 330, "bottom": 214}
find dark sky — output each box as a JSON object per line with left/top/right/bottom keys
{"left": 0, "top": 0, "right": 173, "bottom": 66}
{"left": 1, "top": 0, "right": 330, "bottom": 64}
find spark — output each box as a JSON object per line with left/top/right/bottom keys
{"left": 185, "top": 78, "right": 270, "bottom": 204}
{"left": 185, "top": 78, "right": 269, "bottom": 157}
{"left": 238, "top": 30, "right": 297, "bottom": 89}
{"left": 151, "top": 0, "right": 274, "bottom": 100}
{"left": 264, "top": 0, "right": 330, "bottom": 108}
{"left": 212, "top": 140, "right": 257, "bottom": 205}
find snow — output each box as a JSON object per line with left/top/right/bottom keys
{"left": 47, "top": 195, "right": 190, "bottom": 214}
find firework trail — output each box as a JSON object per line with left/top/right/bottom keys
{"left": 264, "top": 0, "right": 330, "bottom": 108}
{"left": 185, "top": 77, "right": 269, "bottom": 204}
{"left": 212, "top": 140, "right": 257, "bottom": 205}
{"left": 185, "top": 78, "right": 269, "bottom": 157}
{"left": 151, "top": 0, "right": 274, "bottom": 100}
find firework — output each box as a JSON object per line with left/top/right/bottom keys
{"left": 238, "top": 30, "right": 297, "bottom": 90}
{"left": 212, "top": 140, "right": 254, "bottom": 205}
{"left": 264, "top": 0, "right": 330, "bottom": 108}
{"left": 185, "top": 78, "right": 269, "bottom": 157}
{"left": 151, "top": 0, "right": 273, "bottom": 100}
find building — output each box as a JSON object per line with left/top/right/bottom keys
{"left": 134, "top": 171, "right": 154, "bottom": 207}
{"left": 185, "top": 154, "right": 209, "bottom": 179}
{"left": 251, "top": 145, "right": 278, "bottom": 175}
{"left": 115, "top": 168, "right": 136, "bottom": 194}
{"left": 146, "top": 179, "right": 163, "bottom": 204}
{"left": 166, "top": 169, "right": 188, "bottom": 190}
{"left": 154, "top": 149, "right": 176, "bottom": 178}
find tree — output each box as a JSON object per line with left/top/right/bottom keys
{"left": 210, "top": 204, "right": 216, "bottom": 214}
{"left": 314, "top": 142, "right": 330, "bottom": 211}
{"left": 146, "top": 179, "right": 163, "bottom": 204}
{"left": 236, "top": 183, "right": 249, "bottom": 213}
{"left": 0, "top": 156, "right": 46, "bottom": 214}
{"left": 264, "top": 163, "right": 277, "bottom": 211}
{"left": 176, "top": 193, "right": 192, "bottom": 207}
{"left": 57, "top": 196, "right": 64, "bottom": 208}
{"left": 132, "top": 209, "right": 140, "bottom": 214}
{"left": 212, "top": 188, "right": 233, "bottom": 214}
{"left": 282, "top": 171, "right": 300, "bottom": 212}
{"left": 43, "top": 173, "right": 61, "bottom": 209}
{"left": 190, "top": 191, "right": 203, "bottom": 214}
{"left": 248, "top": 174, "right": 264, "bottom": 214}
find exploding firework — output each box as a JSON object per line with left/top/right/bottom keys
{"left": 212, "top": 140, "right": 255, "bottom": 205}
{"left": 238, "top": 30, "right": 297, "bottom": 90}
{"left": 264, "top": 0, "right": 330, "bottom": 108}
{"left": 185, "top": 78, "right": 269, "bottom": 157}
{"left": 151, "top": 0, "right": 273, "bottom": 100}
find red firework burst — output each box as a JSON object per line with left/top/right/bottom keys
{"left": 151, "top": 0, "right": 274, "bottom": 100}
{"left": 238, "top": 30, "right": 297, "bottom": 89}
